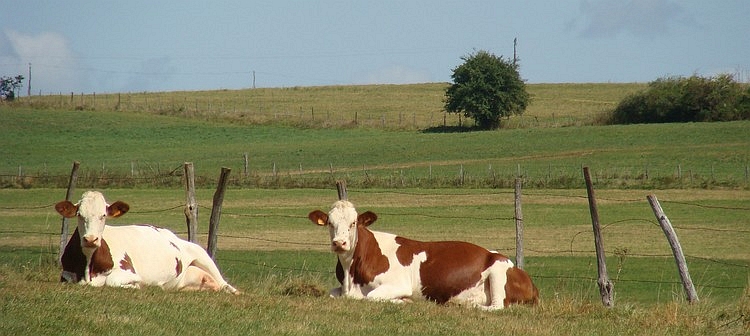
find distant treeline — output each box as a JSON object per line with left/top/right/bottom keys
{"left": 610, "top": 74, "right": 750, "bottom": 124}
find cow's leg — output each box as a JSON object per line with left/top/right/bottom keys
{"left": 179, "top": 266, "right": 221, "bottom": 291}
{"left": 364, "top": 284, "right": 413, "bottom": 303}
{"left": 181, "top": 244, "right": 238, "bottom": 294}
{"left": 103, "top": 270, "right": 142, "bottom": 289}
{"left": 484, "top": 261, "right": 512, "bottom": 310}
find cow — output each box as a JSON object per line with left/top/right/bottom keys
{"left": 55, "top": 190, "right": 238, "bottom": 294}
{"left": 308, "top": 200, "right": 538, "bottom": 310}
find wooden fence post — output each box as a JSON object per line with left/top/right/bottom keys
{"left": 336, "top": 180, "right": 348, "bottom": 200}
{"left": 58, "top": 161, "right": 80, "bottom": 265}
{"left": 243, "top": 153, "right": 249, "bottom": 177}
{"left": 647, "top": 194, "right": 699, "bottom": 304}
{"left": 183, "top": 162, "right": 198, "bottom": 244}
{"left": 207, "top": 167, "right": 231, "bottom": 259}
{"left": 583, "top": 166, "right": 614, "bottom": 307}
{"left": 514, "top": 178, "right": 525, "bottom": 269}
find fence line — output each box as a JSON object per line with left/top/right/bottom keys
{"left": 2, "top": 188, "right": 748, "bottom": 299}
{"left": 4, "top": 159, "right": 750, "bottom": 189}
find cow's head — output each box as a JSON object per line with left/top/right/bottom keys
{"left": 55, "top": 191, "right": 129, "bottom": 251}
{"left": 308, "top": 200, "right": 377, "bottom": 254}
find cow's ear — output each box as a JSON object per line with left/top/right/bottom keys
{"left": 55, "top": 201, "right": 78, "bottom": 218}
{"left": 308, "top": 210, "right": 328, "bottom": 226}
{"left": 358, "top": 211, "right": 378, "bottom": 227}
{"left": 108, "top": 201, "right": 130, "bottom": 218}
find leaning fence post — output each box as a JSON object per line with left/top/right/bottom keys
{"left": 207, "top": 167, "right": 231, "bottom": 260}
{"left": 58, "top": 161, "right": 80, "bottom": 265}
{"left": 514, "top": 178, "right": 525, "bottom": 269}
{"left": 583, "top": 166, "right": 614, "bottom": 308}
{"left": 183, "top": 162, "right": 198, "bottom": 244}
{"left": 647, "top": 194, "right": 699, "bottom": 304}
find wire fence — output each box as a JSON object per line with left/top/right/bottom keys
{"left": 3, "top": 159, "right": 750, "bottom": 190}
{"left": 2, "top": 190, "right": 748, "bottom": 293}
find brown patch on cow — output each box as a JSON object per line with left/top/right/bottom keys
{"left": 308, "top": 210, "right": 328, "bottom": 226}
{"left": 119, "top": 253, "right": 136, "bottom": 274}
{"left": 89, "top": 239, "right": 114, "bottom": 277}
{"left": 175, "top": 258, "right": 183, "bottom": 276}
{"left": 395, "top": 238, "right": 499, "bottom": 304}
{"left": 335, "top": 259, "right": 345, "bottom": 285}
{"left": 503, "top": 267, "right": 539, "bottom": 307}
{"left": 348, "top": 225, "right": 389, "bottom": 285}
{"left": 107, "top": 201, "right": 130, "bottom": 218}
{"left": 55, "top": 201, "right": 79, "bottom": 218}
{"left": 60, "top": 228, "right": 86, "bottom": 282}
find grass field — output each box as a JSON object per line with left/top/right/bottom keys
{"left": 1, "top": 106, "right": 748, "bottom": 189}
{"left": 14, "top": 83, "right": 648, "bottom": 129}
{"left": 1, "top": 83, "right": 749, "bottom": 334}
{"left": 1, "top": 187, "right": 749, "bottom": 335}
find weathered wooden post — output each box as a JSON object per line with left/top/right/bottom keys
{"left": 207, "top": 167, "right": 231, "bottom": 260}
{"left": 183, "top": 162, "right": 198, "bottom": 244}
{"left": 58, "top": 161, "right": 80, "bottom": 265}
{"left": 336, "top": 180, "right": 347, "bottom": 200}
{"left": 647, "top": 194, "right": 699, "bottom": 304}
{"left": 583, "top": 166, "right": 614, "bottom": 307}
{"left": 514, "top": 178, "right": 525, "bottom": 269}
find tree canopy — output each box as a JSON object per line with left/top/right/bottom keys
{"left": 610, "top": 74, "right": 750, "bottom": 124}
{"left": 0, "top": 75, "right": 24, "bottom": 101}
{"left": 444, "top": 50, "right": 529, "bottom": 129}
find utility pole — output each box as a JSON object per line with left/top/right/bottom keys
{"left": 27, "top": 63, "right": 31, "bottom": 96}
{"left": 513, "top": 38, "right": 518, "bottom": 66}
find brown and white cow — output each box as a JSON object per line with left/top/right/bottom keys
{"left": 308, "top": 200, "right": 538, "bottom": 310}
{"left": 56, "top": 191, "right": 238, "bottom": 294}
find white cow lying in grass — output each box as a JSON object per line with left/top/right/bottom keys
{"left": 56, "top": 190, "right": 238, "bottom": 294}
{"left": 308, "top": 200, "right": 538, "bottom": 310}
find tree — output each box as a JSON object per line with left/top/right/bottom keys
{"left": 0, "top": 75, "right": 24, "bottom": 101}
{"left": 444, "top": 50, "right": 529, "bottom": 129}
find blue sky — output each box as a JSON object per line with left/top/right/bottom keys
{"left": 2, "top": 0, "right": 749, "bottom": 94}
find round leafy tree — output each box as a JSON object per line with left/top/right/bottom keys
{"left": 444, "top": 50, "right": 529, "bottom": 129}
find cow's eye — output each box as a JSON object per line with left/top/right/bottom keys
{"left": 350, "top": 221, "right": 356, "bottom": 228}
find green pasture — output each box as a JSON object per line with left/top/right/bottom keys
{"left": 1, "top": 82, "right": 749, "bottom": 334}
{"left": 1, "top": 107, "right": 748, "bottom": 189}
{"left": 1, "top": 187, "right": 748, "bottom": 335}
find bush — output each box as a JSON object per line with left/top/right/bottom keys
{"left": 609, "top": 74, "right": 750, "bottom": 124}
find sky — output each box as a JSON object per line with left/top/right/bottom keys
{"left": 2, "top": 0, "right": 749, "bottom": 94}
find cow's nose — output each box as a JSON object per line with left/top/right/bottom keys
{"left": 332, "top": 240, "right": 347, "bottom": 251}
{"left": 83, "top": 235, "right": 99, "bottom": 248}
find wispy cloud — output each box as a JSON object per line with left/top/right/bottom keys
{"left": 2, "top": 30, "right": 83, "bottom": 94}
{"left": 572, "top": 0, "right": 696, "bottom": 38}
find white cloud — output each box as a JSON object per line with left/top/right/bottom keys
{"left": 3, "top": 30, "right": 84, "bottom": 94}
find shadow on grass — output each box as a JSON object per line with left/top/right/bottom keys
{"left": 421, "top": 125, "right": 488, "bottom": 133}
